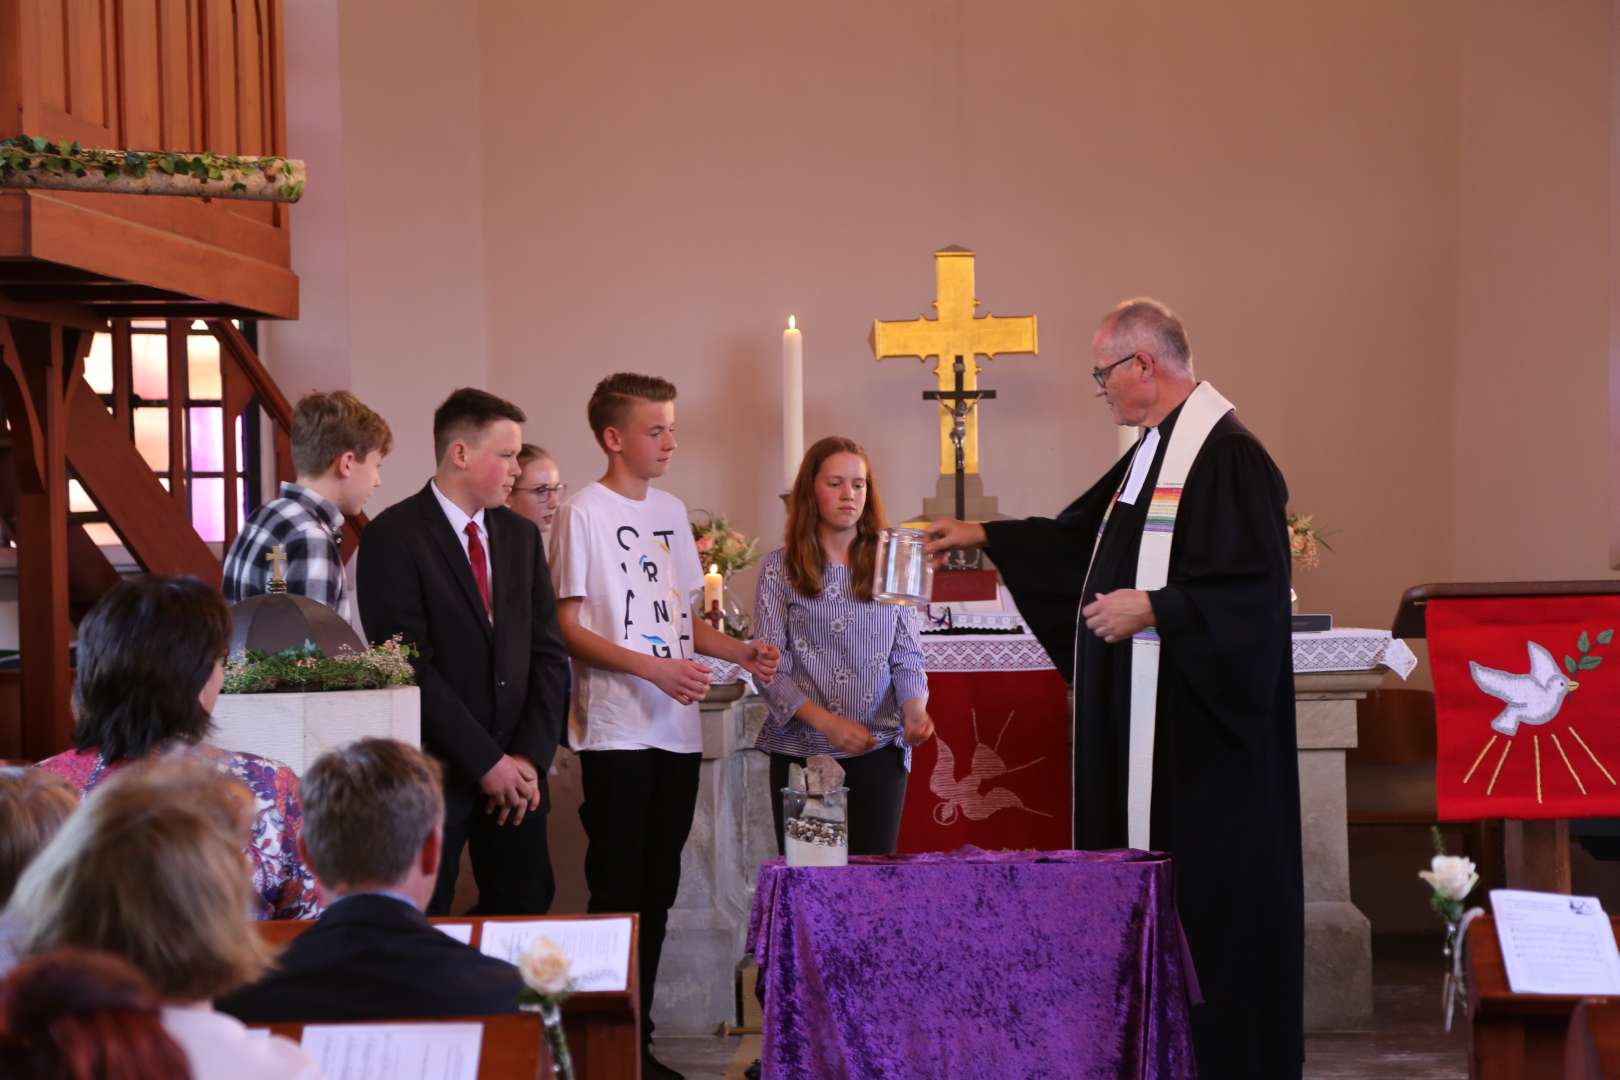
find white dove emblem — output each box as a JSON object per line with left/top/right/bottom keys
{"left": 1469, "top": 641, "right": 1580, "bottom": 736}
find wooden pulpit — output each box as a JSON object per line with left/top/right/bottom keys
{"left": 1393, "top": 581, "right": 1620, "bottom": 892}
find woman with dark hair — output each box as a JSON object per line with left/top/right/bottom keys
{"left": 752, "top": 436, "right": 934, "bottom": 855}
{"left": 0, "top": 949, "right": 193, "bottom": 1080}
{"left": 34, "top": 576, "right": 318, "bottom": 919}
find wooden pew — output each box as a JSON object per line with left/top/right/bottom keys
{"left": 256, "top": 912, "right": 640, "bottom": 1080}
{"left": 1466, "top": 914, "right": 1618, "bottom": 1079}
{"left": 257, "top": 1014, "right": 549, "bottom": 1078}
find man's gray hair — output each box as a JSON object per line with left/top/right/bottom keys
{"left": 1103, "top": 297, "right": 1193, "bottom": 373}
{"left": 300, "top": 738, "right": 445, "bottom": 890}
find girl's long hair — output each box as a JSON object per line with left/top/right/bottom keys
{"left": 784, "top": 436, "right": 887, "bottom": 602}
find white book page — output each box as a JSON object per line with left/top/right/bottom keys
{"left": 1491, "top": 889, "right": 1620, "bottom": 995}
{"left": 435, "top": 922, "right": 474, "bottom": 944}
{"left": 300, "top": 1022, "right": 482, "bottom": 1080}
{"left": 478, "top": 917, "right": 632, "bottom": 993}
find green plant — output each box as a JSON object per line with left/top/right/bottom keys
{"left": 0, "top": 134, "right": 305, "bottom": 200}
{"left": 222, "top": 637, "right": 417, "bottom": 694}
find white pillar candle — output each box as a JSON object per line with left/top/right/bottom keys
{"left": 704, "top": 563, "right": 724, "bottom": 622}
{"left": 783, "top": 315, "right": 804, "bottom": 491}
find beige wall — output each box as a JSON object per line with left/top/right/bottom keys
{"left": 270, "top": 0, "right": 1614, "bottom": 629}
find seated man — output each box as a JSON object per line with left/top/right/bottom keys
{"left": 217, "top": 738, "right": 522, "bottom": 1023}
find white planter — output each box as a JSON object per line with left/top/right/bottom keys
{"left": 207, "top": 686, "right": 421, "bottom": 775}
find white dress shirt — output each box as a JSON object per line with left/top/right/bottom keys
{"left": 430, "top": 479, "right": 494, "bottom": 594}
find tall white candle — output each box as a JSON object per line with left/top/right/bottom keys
{"left": 783, "top": 315, "right": 804, "bottom": 491}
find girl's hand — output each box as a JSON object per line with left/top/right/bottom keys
{"left": 902, "top": 709, "right": 935, "bottom": 746}
{"left": 819, "top": 714, "right": 877, "bottom": 755}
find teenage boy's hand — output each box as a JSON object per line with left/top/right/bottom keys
{"left": 480, "top": 754, "right": 540, "bottom": 826}
{"left": 739, "top": 640, "right": 780, "bottom": 685}
{"left": 819, "top": 714, "right": 877, "bottom": 755}
{"left": 652, "top": 657, "right": 712, "bottom": 706}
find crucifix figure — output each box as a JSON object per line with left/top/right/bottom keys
{"left": 871, "top": 245, "right": 1038, "bottom": 477}
{"left": 265, "top": 544, "right": 289, "bottom": 594}
{"left": 924, "top": 356, "right": 997, "bottom": 570}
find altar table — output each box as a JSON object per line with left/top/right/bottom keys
{"left": 746, "top": 848, "right": 1198, "bottom": 1079}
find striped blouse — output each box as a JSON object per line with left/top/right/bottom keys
{"left": 751, "top": 547, "right": 930, "bottom": 767}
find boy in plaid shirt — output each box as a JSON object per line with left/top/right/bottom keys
{"left": 222, "top": 391, "right": 392, "bottom": 623}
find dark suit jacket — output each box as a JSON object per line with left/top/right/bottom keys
{"left": 358, "top": 483, "right": 569, "bottom": 788}
{"left": 216, "top": 893, "right": 523, "bottom": 1023}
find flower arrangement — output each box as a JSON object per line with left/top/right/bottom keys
{"left": 1286, "top": 512, "right": 1333, "bottom": 569}
{"left": 690, "top": 511, "right": 760, "bottom": 577}
{"left": 517, "top": 936, "right": 576, "bottom": 1080}
{"left": 1420, "top": 827, "right": 1485, "bottom": 1031}
{"left": 221, "top": 637, "right": 418, "bottom": 695}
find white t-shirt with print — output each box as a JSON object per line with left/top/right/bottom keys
{"left": 550, "top": 481, "right": 705, "bottom": 753}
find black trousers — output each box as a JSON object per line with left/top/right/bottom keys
{"left": 769, "top": 743, "right": 909, "bottom": 856}
{"left": 578, "top": 748, "right": 702, "bottom": 1043}
{"left": 430, "top": 779, "right": 555, "bottom": 916}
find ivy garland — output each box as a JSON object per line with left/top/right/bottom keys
{"left": 0, "top": 134, "right": 306, "bottom": 202}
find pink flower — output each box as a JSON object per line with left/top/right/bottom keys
{"left": 696, "top": 536, "right": 714, "bottom": 553}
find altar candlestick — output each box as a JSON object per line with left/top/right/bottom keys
{"left": 783, "top": 315, "right": 804, "bottom": 490}
{"left": 704, "top": 563, "right": 724, "bottom": 628}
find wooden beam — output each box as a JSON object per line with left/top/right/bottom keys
{"left": 1504, "top": 820, "right": 1572, "bottom": 893}
{"left": 1, "top": 284, "right": 192, "bottom": 303}
{"left": 0, "top": 316, "right": 75, "bottom": 758}
{"left": 66, "top": 374, "right": 218, "bottom": 580}
{"left": 90, "top": 303, "right": 254, "bottom": 319}
{"left": 165, "top": 319, "right": 187, "bottom": 509}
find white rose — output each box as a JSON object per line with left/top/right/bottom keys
{"left": 1419, "top": 854, "right": 1479, "bottom": 901}
{"left": 518, "top": 935, "right": 572, "bottom": 996}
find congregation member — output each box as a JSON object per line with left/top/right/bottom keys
{"left": 509, "top": 443, "right": 566, "bottom": 552}
{"left": 222, "top": 390, "right": 392, "bottom": 625}
{"left": 358, "top": 389, "right": 570, "bottom": 916}
{"left": 753, "top": 436, "right": 934, "bottom": 855}
{"left": 218, "top": 738, "right": 522, "bottom": 1023}
{"left": 35, "top": 576, "right": 318, "bottom": 920}
{"left": 8, "top": 761, "right": 323, "bottom": 1079}
{"left": 549, "top": 372, "right": 779, "bottom": 1080}
{"left": 0, "top": 949, "right": 193, "bottom": 1080}
{"left": 0, "top": 767, "right": 77, "bottom": 974}
{"left": 927, "top": 297, "right": 1304, "bottom": 1078}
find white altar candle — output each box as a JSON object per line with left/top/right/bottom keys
{"left": 783, "top": 315, "right": 804, "bottom": 490}
{"left": 704, "top": 563, "right": 724, "bottom": 622}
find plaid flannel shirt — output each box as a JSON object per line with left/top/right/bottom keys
{"left": 221, "top": 482, "right": 351, "bottom": 623}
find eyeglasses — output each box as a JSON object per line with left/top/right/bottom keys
{"left": 1091, "top": 352, "right": 1141, "bottom": 389}
{"left": 513, "top": 482, "right": 567, "bottom": 501}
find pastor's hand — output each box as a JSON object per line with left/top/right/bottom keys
{"left": 923, "top": 519, "right": 988, "bottom": 568}
{"left": 1081, "top": 589, "right": 1156, "bottom": 645}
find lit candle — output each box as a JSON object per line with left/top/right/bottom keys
{"left": 783, "top": 315, "right": 804, "bottom": 491}
{"left": 704, "top": 563, "right": 724, "bottom": 626}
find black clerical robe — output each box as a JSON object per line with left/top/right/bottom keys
{"left": 985, "top": 398, "right": 1304, "bottom": 1080}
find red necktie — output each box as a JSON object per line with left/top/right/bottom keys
{"left": 464, "top": 522, "right": 491, "bottom": 617}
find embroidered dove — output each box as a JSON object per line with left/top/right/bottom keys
{"left": 1469, "top": 641, "right": 1579, "bottom": 736}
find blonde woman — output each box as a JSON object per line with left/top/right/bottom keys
{"left": 7, "top": 761, "right": 323, "bottom": 1079}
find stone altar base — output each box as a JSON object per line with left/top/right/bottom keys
{"left": 207, "top": 686, "right": 421, "bottom": 775}
{"left": 1296, "top": 670, "right": 1379, "bottom": 1030}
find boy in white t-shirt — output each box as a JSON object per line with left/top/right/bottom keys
{"left": 550, "top": 373, "right": 778, "bottom": 1080}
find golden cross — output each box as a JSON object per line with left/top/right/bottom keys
{"left": 870, "top": 246, "right": 1038, "bottom": 475}
{"left": 265, "top": 544, "right": 289, "bottom": 594}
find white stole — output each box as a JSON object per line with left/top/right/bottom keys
{"left": 1077, "top": 382, "right": 1235, "bottom": 850}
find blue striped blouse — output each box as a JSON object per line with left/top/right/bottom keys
{"left": 751, "top": 547, "right": 930, "bottom": 768}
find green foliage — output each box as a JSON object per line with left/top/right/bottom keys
{"left": 222, "top": 637, "right": 417, "bottom": 695}
{"left": 0, "top": 134, "right": 302, "bottom": 202}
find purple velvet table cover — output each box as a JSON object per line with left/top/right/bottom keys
{"left": 746, "top": 847, "right": 1198, "bottom": 1079}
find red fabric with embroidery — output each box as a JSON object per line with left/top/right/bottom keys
{"left": 1429, "top": 596, "right": 1620, "bottom": 821}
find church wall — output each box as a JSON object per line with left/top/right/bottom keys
{"left": 1450, "top": 0, "right": 1612, "bottom": 585}
{"left": 476, "top": 0, "right": 1464, "bottom": 636}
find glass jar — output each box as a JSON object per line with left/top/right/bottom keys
{"left": 873, "top": 527, "right": 933, "bottom": 606}
{"left": 781, "top": 786, "right": 850, "bottom": 867}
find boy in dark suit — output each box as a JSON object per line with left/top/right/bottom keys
{"left": 358, "top": 388, "right": 569, "bottom": 914}
{"left": 217, "top": 739, "right": 523, "bottom": 1022}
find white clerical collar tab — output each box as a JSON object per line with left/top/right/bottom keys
{"left": 1117, "top": 426, "right": 1160, "bottom": 506}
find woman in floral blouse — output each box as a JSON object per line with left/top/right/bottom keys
{"left": 753, "top": 436, "right": 934, "bottom": 855}
{"left": 35, "top": 576, "right": 318, "bottom": 920}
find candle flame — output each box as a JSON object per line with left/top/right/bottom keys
{"left": 787, "top": 315, "right": 796, "bottom": 330}
{"left": 710, "top": 563, "right": 719, "bottom": 575}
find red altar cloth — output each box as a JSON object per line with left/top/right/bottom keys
{"left": 898, "top": 636, "right": 1072, "bottom": 852}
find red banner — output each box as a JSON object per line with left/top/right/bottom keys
{"left": 897, "top": 668, "right": 1072, "bottom": 852}
{"left": 1430, "top": 595, "right": 1620, "bottom": 820}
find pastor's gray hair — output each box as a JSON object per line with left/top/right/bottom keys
{"left": 1102, "top": 297, "right": 1193, "bottom": 374}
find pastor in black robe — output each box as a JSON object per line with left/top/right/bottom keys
{"left": 984, "top": 398, "right": 1304, "bottom": 1080}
